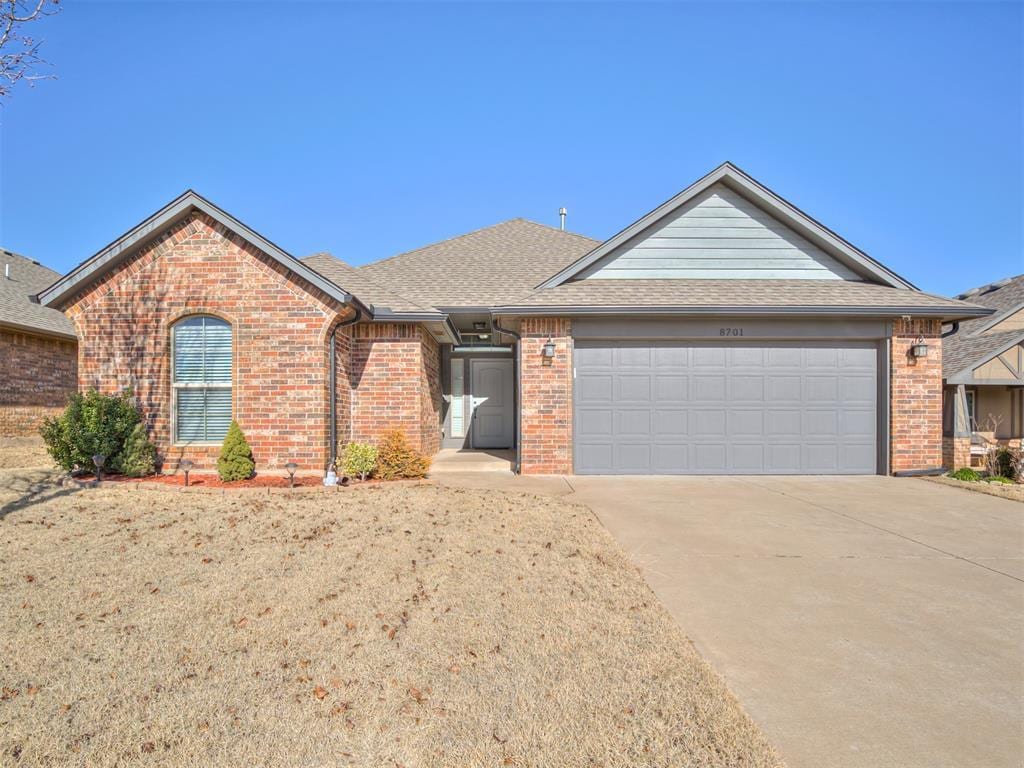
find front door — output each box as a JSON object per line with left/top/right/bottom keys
{"left": 470, "top": 358, "right": 514, "bottom": 449}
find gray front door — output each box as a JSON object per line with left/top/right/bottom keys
{"left": 470, "top": 358, "right": 514, "bottom": 449}
{"left": 574, "top": 340, "right": 877, "bottom": 475}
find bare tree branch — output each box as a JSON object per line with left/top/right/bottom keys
{"left": 0, "top": 0, "right": 60, "bottom": 100}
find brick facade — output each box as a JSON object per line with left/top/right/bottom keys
{"left": 942, "top": 435, "right": 971, "bottom": 471}
{"left": 519, "top": 317, "right": 573, "bottom": 474}
{"left": 349, "top": 323, "right": 441, "bottom": 455}
{"left": 0, "top": 329, "right": 77, "bottom": 436}
{"left": 890, "top": 318, "right": 943, "bottom": 473}
{"left": 60, "top": 213, "right": 347, "bottom": 471}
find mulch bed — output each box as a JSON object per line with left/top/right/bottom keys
{"left": 68, "top": 473, "right": 357, "bottom": 489}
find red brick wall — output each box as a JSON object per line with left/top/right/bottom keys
{"left": 349, "top": 323, "right": 441, "bottom": 455}
{"left": 331, "top": 325, "right": 353, "bottom": 461}
{"left": 942, "top": 436, "right": 971, "bottom": 470}
{"left": 0, "top": 329, "right": 78, "bottom": 436}
{"left": 891, "top": 318, "right": 943, "bottom": 473}
{"left": 520, "top": 317, "right": 572, "bottom": 474}
{"left": 60, "top": 212, "right": 347, "bottom": 471}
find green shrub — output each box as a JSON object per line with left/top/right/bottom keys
{"left": 375, "top": 430, "right": 430, "bottom": 480}
{"left": 115, "top": 422, "right": 157, "bottom": 477}
{"left": 40, "top": 389, "right": 146, "bottom": 474}
{"left": 986, "top": 447, "right": 1016, "bottom": 479}
{"left": 948, "top": 467, "right": 981, "bottom": 482}
{"left": 342, "top": 442, "right": 378, "bottom": 481}
{"left": 984, "top": 475, "right": 1014, "bottom": 484}
{"left": 216, "top": 421, "right": 255, "bottom": 481}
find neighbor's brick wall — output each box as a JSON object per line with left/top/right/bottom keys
{"left": 890, "top": 318, "right": 943, "bottom": 473}
{"left": 331, "top": 325, "right": 353, "bottom": 461}
{"left": 520, "top": 317, "right": 573, "bottom": 474}
{"left": 60, "top": 212, "right": 347, "bottom": 471}
{"left": 349, "top": 323, "right": 441, "bottom": 455}
{"left": 0, "top": 328, "right": 78, "bottom": 436}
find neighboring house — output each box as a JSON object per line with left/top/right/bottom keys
{"left": 36, "top": 162, "right": 988, "bottom": 475}
{"left": 0, "top": 249, "right": 78, "bottom": 436}
{"left": 942, "top": 275, "right": 1024, "bottom": 469}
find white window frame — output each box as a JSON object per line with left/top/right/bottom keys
{"left": 965, "top": 390, "right": 976, "bottom": 431}
{"left": 171, "top": 316, "right": 233, "bottom": 446}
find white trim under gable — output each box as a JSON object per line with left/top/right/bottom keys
{"left": 537, "top": 162, "right": 916, "bottom": 290}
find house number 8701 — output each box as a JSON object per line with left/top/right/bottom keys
{"left": 719, "top": 327, "right": 744, "bottom": 336}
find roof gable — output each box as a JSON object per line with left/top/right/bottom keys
{"left": 539, "top": 162, "right": 916, "bottom": 290}
{"left": 38, "top": 191, "right": 361, "bottom": 312}
{"left": 0, "top": 248, "right": 76, "bottom": 338}
{"left": 576, "top": 182, "right": 861, "bottom": 281}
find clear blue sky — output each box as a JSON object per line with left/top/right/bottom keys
{"left": 1, "top": 1, "right": 1021, "bottom": 297}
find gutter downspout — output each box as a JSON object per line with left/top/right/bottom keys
{"left": 941, "top": 321, "right": 959, "bottom": 338}
{"left": 492, "top": 315, "right": 522, "bottom": 474}
{"left": 330, "top": 305, "right": 362, "bottom": 468}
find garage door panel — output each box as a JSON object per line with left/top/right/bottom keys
{"left": 575, "top": 340, "right": 878, "bottom": 475}
{"left": 694, "top": 375, "right": 726, "bottom": 400}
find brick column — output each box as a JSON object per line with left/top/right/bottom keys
{"left": 942, "top": 436, "right": 971, "bottom": 470}
{"left": 890, "top": 318, "right": 943, "bottom": 473}
{"left": 520, "top": 317, "right": 573, "bottom": 474}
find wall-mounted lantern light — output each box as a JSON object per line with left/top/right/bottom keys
{"left": 910, "top": 336, "right": 930, "bottom": 358}
{"left": 285, "top": 462, "right": 298, "bottom": 488}
{"left": 180, "top": 459, "right": 193, "bottom": 487}
{"left": 542, "top": 338, "right": 556, "bottom": 366}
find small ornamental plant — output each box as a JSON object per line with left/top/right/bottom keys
{"left": 116, "top": 422, "right": 157, "bottom": 477}
{"left": 948, "top": 467, "right": 981, "bottom": 482}
{"left": 217, "top": 421, "right": 255, "bottom": 481}
{"left": 342, "top": 442, "right": 378, "bottom": 481}
{"left": 375, "top": 430, "right": 430, "bottom": 480}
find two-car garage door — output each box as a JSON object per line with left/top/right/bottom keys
{"left": 574, "top": 340, "right": 878, "bottom": 475}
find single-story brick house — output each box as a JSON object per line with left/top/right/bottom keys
{"left": 941, "top": 274, "right": 1024, "bottom": 468}
{"left": 0, "top": 249, "right": 78, "bottom": 436}
{"left": 35, "top": 162, "right": 989, "bottom": 475}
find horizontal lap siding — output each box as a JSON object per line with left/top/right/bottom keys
{"left": 581, "top": 183, "right": 858, "bottom": 281}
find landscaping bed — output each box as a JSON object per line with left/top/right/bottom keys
{"left": 0, "top": 461, "right": 780, "bottom": 767}
{"left": 924, "top": 474, "right": 1024, "bottom": 503}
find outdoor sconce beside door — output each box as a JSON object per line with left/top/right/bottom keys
{"left": 910, "top": 336, "right": 930, "bottom": 358}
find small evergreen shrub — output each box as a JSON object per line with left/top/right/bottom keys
{"left": 217, "top": 421, "right": 255, "bottom": 481}
{"left": 342, "top": 442, "right": 378, "bottom": 481}
{"left": 375, "top": 430, "right": 430, "bottom": 480}
{"left": 948, "top": 467, "right": 981, "bottom": 482}
{"left": 40, "top": 389, "right": 145, "bottom": 474}
{"left": 986, "top": 447, "right": 1016, "bottom": 480}
{"left": 113, "top": 422, "right": 157, "bottom": 477}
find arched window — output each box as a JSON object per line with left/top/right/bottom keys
{"left": 172, "top": 316, "right": 232, "bottom": 443}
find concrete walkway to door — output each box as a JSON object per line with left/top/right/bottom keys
{"left": 435, "top": 472, "right": 1024, "bottom": 768}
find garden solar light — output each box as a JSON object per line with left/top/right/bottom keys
{"left": 91, "top": 454, "right": 106, "bottom": 482}
{"left": 180, "top": 459, "right": 193, "bottom": 487}
{"left": 285, "top": 462, "right": 298, "bottom": 488}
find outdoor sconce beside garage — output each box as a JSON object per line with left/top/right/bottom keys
{"left": 910, "top": 336, "right": 930, "bottom": 358}
{"left": 542, "top": 338, "right": 556, "bottom": 366}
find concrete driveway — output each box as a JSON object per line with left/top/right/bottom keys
{"left": 437, "top": 473, "right": 1024, "bottom": 768}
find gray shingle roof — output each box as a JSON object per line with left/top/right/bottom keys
{"left": 301, "top": 253, "right": 429, "bottom": 313}
{"left": 497, "top": 279, "right": 991, "bottom": 317}
{"left": 358, "top": 219, "right": 599, "bottom": 309}
{"left": 0, "top": 249, "right": 76, "bottom": 339}
{"left": 943, "top": 274, "right": 1024, "bottom": 378}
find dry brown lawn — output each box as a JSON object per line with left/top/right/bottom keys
{"left": 0, "top": 446, "right": 781, "bottom": 767}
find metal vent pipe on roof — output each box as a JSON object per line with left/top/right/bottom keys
{"left": 559, "top": 207, "right": 567, "bottom": 231}
{"left": 4, "top": 263, "right": 9, "bottom": 279}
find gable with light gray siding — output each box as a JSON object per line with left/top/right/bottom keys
{"left": 579, "top": 183, "right": 861, "bottom": 281}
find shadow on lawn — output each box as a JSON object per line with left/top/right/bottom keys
{"left": 0, "top": 469, "right": 84, "bottom": 520}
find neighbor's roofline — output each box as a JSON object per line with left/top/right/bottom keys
{"left": 945, "top": 328, "right": 1024, "bottom": 384}
{"left": 536, "top": 161, "right": 917, "bottom": 291}
{"left": 493, "top": 304, "right": 992, "bottom": 320}
{"left": 0, "top": 318, "right": 77, "bottom": 341}
{"left": 967, "top": 299, "right": 1024, "bottom": 337}
{"left": 36, "top": 190, "right": 368, "bottom": 314}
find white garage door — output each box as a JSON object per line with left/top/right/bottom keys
{"left": 574, "top": 340, "right": 878, "bottom": 475}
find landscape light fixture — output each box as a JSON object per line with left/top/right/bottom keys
{"left": 910, "top": 336, "right": 930, "bottom": 358}
{"left": 285, "top": 462, "right": 298, "bottom": 488}
{"left": 91, "top": 454, "right": 106, "bottom": 483}
{"left": 180, "top": 459, "right": 193, "bottom": 487}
